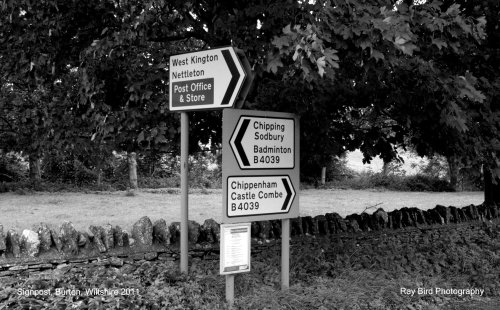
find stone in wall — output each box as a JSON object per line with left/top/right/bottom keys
{"left": 78, "top": 232, "right": 92, "bottom": 250}
{"left": 153, "top": 219, "right": 171, "bottom": 246}
{"left": 314, "top": 215, "right": 329, "bottom": 235}
{"left": 477, "top": 204, "right": 492, "bottom": 220}
{"left": 258, "top": 221, "right": 272, "bottom": 240}
{"left": 49, "top": 225, "right": 63, "bottom": 252}
{"left": 291, "top": 217, "right": 303, "bottom": 236}
{"left": 448, "top": 206, "right": 460, "bottom": 223}
{"left": 372, "top": 208, "right": 388, "bottom": 230}
{"left": 20, "top": 230, "right": 40, "bottom": 257}
{"left": 188, "top": 221, "right": 200, "bottom": 243}
{"left": 122, "top": 230, "right": 130, "bottom": 247}
{"left": 60, "top": 222, "right": 79, "bottom": 254}
{"left": 462, "top": 204, "right": 479, "bottom": 221}
{"left": 301, "top": 216, "right": 315, "bottom": 235}
{"left": 0, "top": 225, "right": 6, "bottom": 253}
{"left": 425, "top": 208, "right": 445, "bottom": 225}
{"left": 346, "top": 214, "right": 363, "bottom": 231}
{"left": 114, "top": 226, "right": 124, "bottom": 247}
{"left": 201, "top": 219, "right": 219, "bottom": 243}
{"left": 103, "top": 224, "right": 115, "bottom": 250}
{"left": 325, "top": 213, "right": 347, "bottom": 234}
{"left": 410, "top": 208, "right": 427, "bottom": 226}
{"left": 456, "top": 208, "right": 467, "bottom": 223}
{"left": 169, "top": 223, "right": 180, "bottom": 243}
{"left": 89, "top": 226, "right": 106, "bottom": 253}
{"left": 435, "top": 205, "right": 451, "bottom": 224}
{"left": 358, "top": 213, "right": 372, "bottom": 231}
{"left": 251, "top": 222, "right": 261, "bottom": 239}
{"left": 400, "top": 208, "right": 415, "bottom": 227}
{"left": 390, "top": 209, "right": 402, "bottom": 229}
{"left": 271, "top": 220, "right": 282, "bottom": 238}
{"left": 132, "top": 216, "right": 153, "bottom": 246}
{"left": 6, "top": 230, "right": 20, "bottom": 258}
{"left": 310, "top": 216, "right": 320, "bottom": 235}
{"left": 347, "top": 218, "right": 361, "bottom": 233}
{"left": 36, "top": 223, "right": 52, "bottom": 252}
{"left": 489, "top": 204, "right": 499, "bottom": 219}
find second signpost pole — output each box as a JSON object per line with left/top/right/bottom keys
{"left": 180, "top": 112, "right": 189, "bottom": 273}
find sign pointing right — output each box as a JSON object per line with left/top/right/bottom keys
{"left": 227, "top": 175, "right": 296, "bottom": 218}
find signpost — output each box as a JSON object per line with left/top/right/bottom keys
{"left": 169, "top": 47, "right": 247, "bottom": 111}
{"left": 169, "top": 47, "right": 251, "bottom": 274}
{"left": 168, "top": 47, "right": 298, "bottom": 307}
{"left": 222, "top": 108, "right": 300, "bottom": 299}
{"left": 223, "top": 109, "right": 299, "bottom": 224}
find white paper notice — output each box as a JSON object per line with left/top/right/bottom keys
{"left": 220, "top": 223, "right": 251, "bottom": 274}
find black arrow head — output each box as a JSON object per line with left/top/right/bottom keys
{"left": 235, "top": 118, "right": 250, "bottom": 166}
{"left": 282, "top": 178, "right": 293, "bottom": 210}
{"left": 221, "top": 49, "right": 241, "bottom": 106}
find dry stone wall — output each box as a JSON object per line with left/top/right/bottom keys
{"left": 1, "top": 203, "right": 499, "bottom": 278}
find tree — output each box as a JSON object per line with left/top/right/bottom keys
{"left": 2, "top": 0, "right": 498, "bottom": 205}
{"left": 265, "top": 0, "right": 500, "bottom": 204}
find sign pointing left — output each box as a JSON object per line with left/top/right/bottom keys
{"left": 169, "top": 47, "right": 247, "bottom": 111}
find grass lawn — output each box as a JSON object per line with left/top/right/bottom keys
{"left": 0, "top": 188, "right": 482, "bottom": 232}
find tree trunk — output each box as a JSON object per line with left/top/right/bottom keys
{"left": 321, "top": 166, "right": 326, "bottom": 186}
{"left": 382, "top": 161, "right": 389, "bottom": 176}
{"left": 447, "top": 156, "right": 459, "bottom": 191}
{"left": 28, "top": 154, "right": 41, "bottom": 180}
{"left": 483, "top": 165, "right": 500, "bottom": 206}
{"left": 128, "top": 152, "right": 138, "bottom": 189}
{"left": 97, "top": 170, "right": 102, "bottom": 187}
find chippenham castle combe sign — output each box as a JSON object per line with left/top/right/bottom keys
{"left": 169, "top": 47, "right": 247, "bottom": 111}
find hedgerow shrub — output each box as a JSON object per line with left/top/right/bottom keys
{"left": 0, "top": 152, "right": 27, "bottom": 182}
{"left": 333, "top": 172, "right": 454, "bottom": 192}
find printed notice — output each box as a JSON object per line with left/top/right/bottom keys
{"left": 220, "top": 223, "right": 251, "bottom": 275}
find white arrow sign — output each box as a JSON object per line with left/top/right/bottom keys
{"left": 227, "top": 175, "right": 296, "bottom": 218}
{"left": 169, "top": 47, "right": 246, "bottom": 111}
{"left": 230, "top": 116, "right": 295, "bottom": 169}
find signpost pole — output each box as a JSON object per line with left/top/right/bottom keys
{"left": 281, "top": 218, "right": 290, "bottom": 290}
{"left": 180, "top": 112, "right": 189, "bottom": 273}
{"left": 225, "top": 274, "right": 235, "bottom": 308}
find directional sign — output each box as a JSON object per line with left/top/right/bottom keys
{"left": 227, "top": 176, "right": 296, "bottom": 218}
{"left": 222, "top": 109, "right": 300, "bottom": 223}
{"left": 230, "top": 116, "right": 295, "bottom": 169}
{"left": 169, "top": 47, "right": 246, "bottom": 111}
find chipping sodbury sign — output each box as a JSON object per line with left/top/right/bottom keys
{"left": 222, "top": 109, "right": 300, "bottom": 223}
{"left": 230, "top": 116, "right": 295, "bottom": 169}
{"left": 169, "top": 47, "right": 247, "bottom": 111}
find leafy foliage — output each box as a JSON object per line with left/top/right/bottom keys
{"left": 1, "top": 0, "right": 499, "bottom": 200}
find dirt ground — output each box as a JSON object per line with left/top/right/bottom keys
{"left": 0, "top": 188, "right": 483, "bottom": 232}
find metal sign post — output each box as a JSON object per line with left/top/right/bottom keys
{"left": 180, "top": 112, "right": 189, "bottom": 273}
{"left": 222, "top": 108, "right": 300, "bottom": 294}
{"left": 170, "top": 47, "right": 251, "bottom": 274}
{"left": 281, "top": 218, "right": 290, "bottom": 289}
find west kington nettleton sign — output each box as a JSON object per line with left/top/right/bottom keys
{"left": 169, "top": 47, "right": 246, "bottom": 111}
